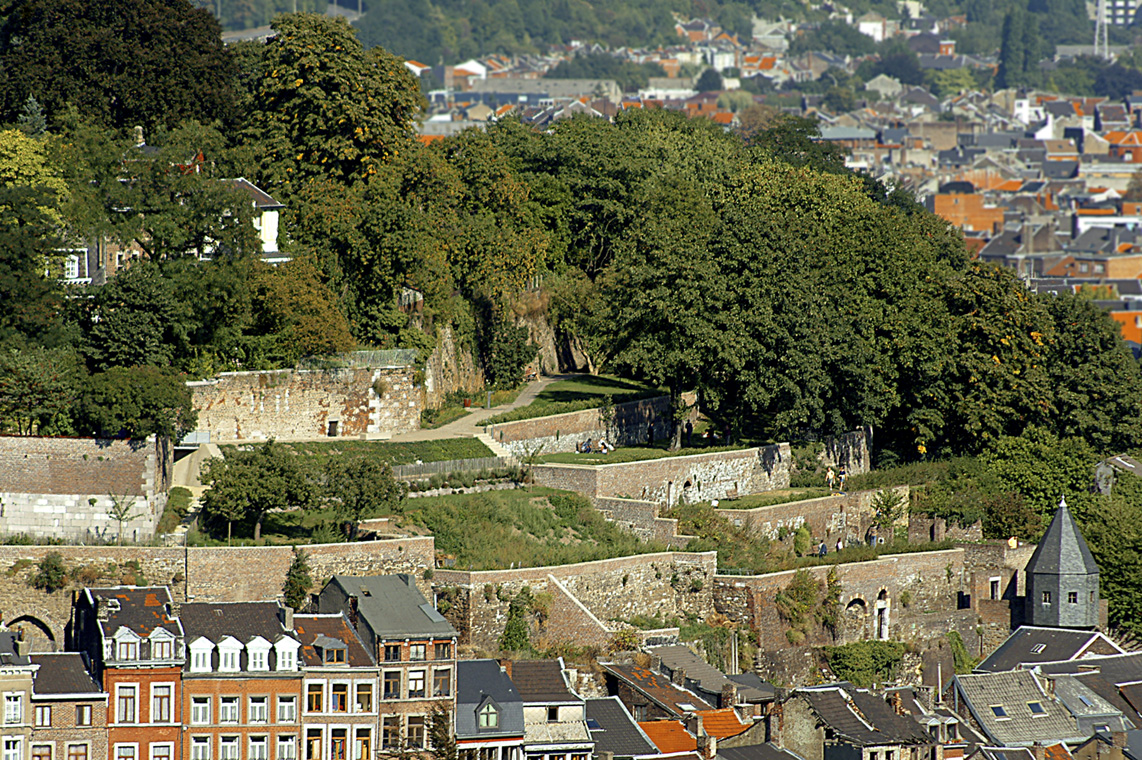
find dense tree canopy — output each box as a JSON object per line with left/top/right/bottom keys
{"left": 0, "top": 0, "right": 237, "bottom": 131}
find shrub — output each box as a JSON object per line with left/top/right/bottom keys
{"left": 824, "top": 640, "right": 906, "bottom": 687}
{"left": 609, "top": 628, "right": 640, "bottom": 652}
{"left": 793, "top": 525, "right": 811, "bottom": 557}
{"left": 32, "top": 552, "right": 68, "bottom": 592}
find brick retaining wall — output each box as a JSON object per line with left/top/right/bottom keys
{"left": 0, "top": 436, "right": 170, "bottom": 542}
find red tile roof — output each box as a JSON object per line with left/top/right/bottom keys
{"left": 639, "top": 721, "right": 697, "bottom": 754}
{"left": 693, "top": 708, "right": 749, "bottom": 739}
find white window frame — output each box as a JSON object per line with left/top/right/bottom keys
{"left": 113, "top": 744, "right": 137, "bottom": 760}
{"left": 4, "top": 739, "right": 22, "bottom": 760}
{"left": 190, "top": 639, "right": 215, "bottom": 674}
{"left": 408, "top": 670, "right": 426, "bottom": 698}
{"left": 220, "top": 738, "right": 239, "bottom": 760}
{"left": 190, "top": 738, "right": 211, "bottom": 760}
{"left": 115, "top": 684, "right": 138, "bottom": 724}
{"left": 276, "top": 737, "right": 296, "bottom": 760}
{"left": 151, "top": 637, "right": 173, "bottom": 661}
{"left": 191, "top": 697, "right": 211, "bottom": 726}
{"left": 277, "top": 696, "right": 297, "bottom": 724}
{"left": 274, "top": 639, "right": 300, "bottom": 672}
{"left": 151, "top": 683, "right": 175, "bottom": 724}
{"left": 249, "top": 737, "right": 268, "bottom": 760}
{"left": 149, "top": 744, "right": 174, "bottom": 760}
{"left": 248, "top": 696, "right": 268, "bottom": 724}
{"left": 409, "top": 644, "right": 426, "bottom": 661}
{"left": 34, "top": 704, "right": 50, "bottom": 728}
{"left": 219, "top": 697, "right": 239, "bottom": 725}
{"left": 218, "top": 637, "right": 242, "bottom": 673}
{"left": 4, "top": 693, "right": 22, "bottom": 725}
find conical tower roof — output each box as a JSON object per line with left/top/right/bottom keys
{"left": 1025, "top": 497, "right": 1099, "bottom": 576}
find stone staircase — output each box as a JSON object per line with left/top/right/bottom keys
{"left": 475, "top": 432, "right": 518, "bottom": 465}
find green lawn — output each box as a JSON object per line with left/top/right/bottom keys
{"left": 538, "top": 444, "right": 749, "bottom": 465}
{"left": 273, "top": 438, "right": 493, "bottom": 467}
{"left": 419, "top": 405, "right": 471, "bottom": 429}
{"left": 486, "top": 375, "right": 662, "bottom": 425}
{"left": 196, "top": 486, "right": 669, "bottom": 565}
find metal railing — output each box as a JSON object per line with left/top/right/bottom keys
{"left": 392, "top": 457, "right": 513, "bottom": 480}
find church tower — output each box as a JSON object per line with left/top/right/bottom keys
{"left": 1024, "top": 497, "right": 1101, "bottom": 629}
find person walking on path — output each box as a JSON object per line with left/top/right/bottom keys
{"left": 826, "top": 466, "right": 836, "bottom": 491}
{"left": 838, "top": 466, "right": 848, "bottom": 492}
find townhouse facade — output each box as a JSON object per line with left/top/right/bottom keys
{"left": 28, "top": 654, "right": 108, "bottom": 760}
{"left": 179, "top": 602, "right": 303, "bottom": 760}
{"left": 317, "top": 576, "right": 458, "bottom": 756}
{"left": 294, "top": 614, "right": 378, "bottom": 760}
{"left": 0, "top": 632, "right": 35, "bottom": 760}
{"left": 70, "top": 588, "right": 186, "bottom": 760}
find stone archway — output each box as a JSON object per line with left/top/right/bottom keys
{"left": 6, "top": 615, "right": 58, "bottom": 652}
{"left": 875, "top": 589, "right": 890, "bottom": 640}
{"left": 844, "top": 598, "right": 868, "bottom": 640}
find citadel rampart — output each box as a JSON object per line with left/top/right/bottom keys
{"left": 485, "top": 396, "right": 674, "bottom": 457}
{"left": 0, "top": 436, "right": 170, "bottom": 543}
{"left": 531, "top": 445, "right": 792, "bottom": 508}
{"left": 188, "top": 365, "right": 421, "bottom": 442}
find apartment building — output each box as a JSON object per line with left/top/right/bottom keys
{"left": 0, "top": 632, "right": 36, "bottom": 760}
{"left": 293, "top": 614, "right": 377, "bottom": 760}
{"left": 28, "top": 654, "right": 108, "bottom": 760}
{"left": 318, "top": 576, "right": 457, "bottom": 756}
{"left": 180, "top": 602, "right": 303, "bottom": 760}
{"left": 70, "top": 587, "right": 186, "bottom": 760}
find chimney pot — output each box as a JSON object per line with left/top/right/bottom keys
{"left": 282, "top": 605, "right": 294, "bottom": 631}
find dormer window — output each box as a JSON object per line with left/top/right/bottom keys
{"left": 274, "top": 638, "right": 300, "bottom": 672}
{"left": 153, "top": 639, "right": 172, "bottom": 660}
{"left": 218, "top": 637, "right": 242, "bottom": 673}
{"left": 478, "top": 702, "right": 499, "bottom": 729}
{"left": 190, "top": 638, "right": 215, "bottom": 673}
{"left": 325, "top": 649, "right": 346, "bottom": 665}
{"left": 248, "top": 637, "right": 271, "bottom": 672}
{"left": 117, "top": 641, "right": 138, "bottom": 660}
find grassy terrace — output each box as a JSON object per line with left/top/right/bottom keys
{"left": 265, "top": 438, "right": 494, "bottom": 467}
{"left": 712, "top": 488, "right": 832, "bottom": 509}
{"left": 538, "top": 443, "right": 748, "bottom": 465}
{"left": 485, "top": 375, "right": 662, "bottom": 425}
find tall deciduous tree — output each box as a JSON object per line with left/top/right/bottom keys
{"left": 242, "top": 14, "right": 423, "bottom": 194}
{"left": 0, "top": 0, "right": 237, "bottom": 131}
{"left": 73, "top": 366, "right": 198, "bottom": 440}
{"left": 202, "top": 441, "right": 317, "bottom": 541}
{"left": 0, "top": 347, "right": 78, "bottom": 435}
{"left": 324, "top": 458, "right": 404, "bottom": 539}
{"left": 0, "top": 185, "right": 67, "bottom": 348}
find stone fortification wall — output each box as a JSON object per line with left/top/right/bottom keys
{"left": 486, "top": 396, "right": 673, "bottom": 457}
{"left": 434, "top": 551, "right": 717, "bottom": 650}
{"left": 0, "top": 436, "right": 170, "bottom": 543}
{"left": 908, "top": 514, "right": 983, "bottom": 544}
{"left": 0, "top": 537, "right": 434, "bottom": 647}
{"left": 714, "top": 548, "right": 967, "bottom": 650}
{"left": 713, "top": 488, "right": 908, "bottom": 546}
{"left": 188, "top": 366, "right": 420, "bottom": 442}
{"left": 594, "top": 497, "right": 691, "bottom": 545}
{"left": 531, "top": 445, "right": 791, "bottom": 508}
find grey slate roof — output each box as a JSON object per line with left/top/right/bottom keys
{"left": 31, "top": 654, "right": 103, "bottom": 697}
{"left": 512, "top": 660, "right": 579, "bottom": 704}
{"left": 181, "top": 601, "right": 288, "bottom": 644}
{"left": 951, "top": 670, "right": 1085, "bottom": 746}
{"left": 975, "top": 627, "right": 1121, "bottom": 673}
{"left": 1025, "top": 500, "right": 1100, "bottom": 576}
{"left": 329, "top": 575, "right": 457, "bottom": 640}
{"left": 798, "top": 685, "right": 931, "bottom": 746}
{"left": 649, "top": 645, "right": 774, "bottom": 704}
{"left": 88, "top": 586, "right": 184, "bottom": 639}
{"left": 456, "top": 660, "right": 525, "bottom": 741}
{"left": 0, "top": 632, "right": 31, "bottom": 667}
{"left": 1051, "top": 675, "right": 1133, "bottom": 733}
{"left": 586, "top": 697, "right": 659, "bottom": 757}
{"left": 719, "top": 744, "right": 806, "bottom": 760}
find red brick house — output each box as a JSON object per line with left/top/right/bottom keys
{"left": 70, "top": 587, "right": 185, "bottom": 760}
{"left": 29, "top": 654, "right": 108, "bottom": 760}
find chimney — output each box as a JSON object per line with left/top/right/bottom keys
{"left": 133, "top": 126, "right": 144, "bottom": 146}
{"left": 14, "top": 629, "right": 29, "bottom": 657}
{"left": 697, "top": 734, "right": 718, "bottom": 760}
{"left": 169, "top": 601, "right": 181, "bottom": 619}
{"left": 686, "top": 713, "right": 705, "bottom": 739}
{"left": 281, "top": 605, "right": 294, "bottom": 631}
{"left": 599, "top": 753, "right": 614, "bottom": 760}
{"left": 890, "top": 690, "right": 906, "bottom": 716}
{"left": 499, "top": 658, "right": 513, "bottom": 680}
{"left": 721, "top": 682, "right": 738, "bottom": 708}
{"left": 672, "top": 667, "right": 687, "bottom": 687}
{"left": 96, "top": 598, "right": 111, "bottom": 622}
{"left": 1032, "top": 744, "right": 1046, "bottom": 760}
{"left": 347, "top": 596, "right": 358, "bottom": 629}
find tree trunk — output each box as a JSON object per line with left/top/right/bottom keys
{"left": 254, "top": 515, "right": 262, "bottom": 541}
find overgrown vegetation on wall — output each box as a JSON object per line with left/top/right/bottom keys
{"left": 824, "top": 640, "right": 906, "bottom": 687}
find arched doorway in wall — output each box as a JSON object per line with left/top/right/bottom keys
{"left": 6, "top": 615, "right": 58, "bottom": 652}
{"left": 875, "top": 589, "right": 890, "bottom": 640}
{"left": 844, "top": 598, "right": 868, "bottom": 639}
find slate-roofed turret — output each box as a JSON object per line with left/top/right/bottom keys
{"left": 1024, "top": 497, "right": 1100, "bottom": 629}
